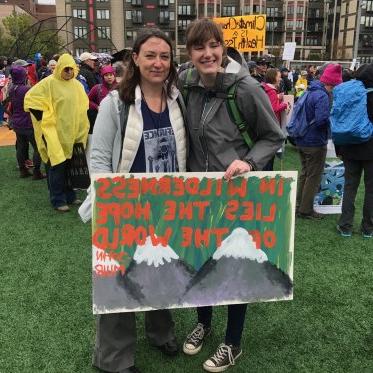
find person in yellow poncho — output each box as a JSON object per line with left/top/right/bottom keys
{"left": 295, "top": 70, "right": 308, "bottom": 97}
{"left": 24, "top": 53, "right": 89, "bottom": 212}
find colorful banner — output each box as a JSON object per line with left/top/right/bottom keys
{"left": 92, "top": 171, "right": 296, "bottom": 314}
{"left": 213, "top": 15, "right": 266, "bottom": 52}
{"left": 314, "top": 162, "right": 345, "bottom": 214}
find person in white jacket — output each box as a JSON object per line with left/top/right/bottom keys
{"left": 80, "top": 29, "right": 187, "bottom": 373}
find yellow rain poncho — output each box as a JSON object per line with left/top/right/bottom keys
{"left": 24, "top": 53, "right": 89, "bottom": 166}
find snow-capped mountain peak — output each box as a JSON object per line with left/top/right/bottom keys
{"left": 133, "top": 236, "right": 179, "bottom": 267}
{"left": 212, "top": 227, "right": 268, "bottom": 263}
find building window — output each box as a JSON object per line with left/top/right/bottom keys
{"left": 159, "top": 0, "right": 169, "bottom": 6}
{"left": 296, "top": 20, "right": 303, "bottom": 29}
{"left": 178, "top": 5, "right": 192, "bottom": 15}
{"left": 99, "top": 48, "right": 111, "bottom": 53}
{"left": 286, "top": 20, "right": 294, "bottom": 29}
{"left": 266, "top": 7, "right": 279, "bottom": 17}
{"left": 74, "top": 26, "right": 87, "bottom": 39}
{"left": 296, "top": 6, "right": 304, "bottom": 15}
{"left": 169, "top": 11, "right": 175, "bottom": 21}
{"left": 97, "top": 9, "right": 110, "bottom": 19}
{"left": 178, "top": 19, "right": 191, "bottom": 30}
{"left": 97, "top": 0, "right": 109, "bottom": 2}
{"left": 97, "top": 26, "right": 111, "bottom": 39}
{"left": 266, "top": 21, "right": 278, "bottom": 31}
{"left": 132, "top": 10, "right": 142, "bottom": 24}
{"left": 126, "top": 31, "right": 137, "bottom": 40}
{"left": 159, "top": 10, "right": 169, "bottom": 24}
{"left": 76, "top": 48, "right": 87, "bottom": 57}
{"left": 73, "top": 9, "right": 86, "bottom": 19}
{"left": 126, "top": 11, "right": 132, "bottom": 20}
{"left": 131, "top": 0, "right": 142, "bottom": 5}
{"left": 222, "top": 6, "right": 235, "bottom": 17}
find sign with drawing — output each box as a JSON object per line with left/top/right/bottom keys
{"left": 213, "top": 15, "right": 266, "bottom": 52}
{"left": 92, "top": 172, "right": 296, "bottom": 314}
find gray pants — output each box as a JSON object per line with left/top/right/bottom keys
{"left": 93, "top": 310, "right": 174, "bottom": 372}
{"left": 297, "top": 146, "right": 327, "bottom": 215}
{"left": 338, "top": 159, "right": 373, "bottom": 233}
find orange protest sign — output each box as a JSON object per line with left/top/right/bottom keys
{"left": 213, "top": 15, "right": 266, "bottom": 52}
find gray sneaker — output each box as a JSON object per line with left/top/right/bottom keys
{"left": 183, "top": 323, "right": 211, "bottom": 355}
{"left": 203, "top": 343, "right": 242, "bottom": 372}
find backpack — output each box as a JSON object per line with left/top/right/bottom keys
{"left": 182, "top": 68, "right": 253, "bottom": 148}
{"left": 286, "top": 91, "right": 315, "bottom": 139}
{"left": 330, "top": 80, "right": 373, "bottom": 145}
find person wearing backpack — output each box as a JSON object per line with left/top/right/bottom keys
{"left": 295, "top": 63, "right": 342, "bottom": 220}
{"left": 335, "top": 63, "right": 373, "bottom": 238}
{"left": 179, "top": 19, "right": 285, "bottom": 372}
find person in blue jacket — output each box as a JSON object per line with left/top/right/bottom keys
{"left": 296, "top": 63, "right": 342, "bottom": 219}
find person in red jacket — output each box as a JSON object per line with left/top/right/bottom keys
{"left": 262, "top": 68, "right": 289, "bottom": 124}
{"left": 262, "top": 68, "right": 289, "bottom": 170}
{"left": 88, "top": 65, "right": 118, "bottom": 133}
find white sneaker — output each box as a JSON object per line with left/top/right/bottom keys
{"left": 203, "top": 343, "right": 242, "bottom": 372}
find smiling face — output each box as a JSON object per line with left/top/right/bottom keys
{"left": 189, "top": 38, "right": 223, "bottom": 80}
{"left": 132, "top": 37, "right": 171, "bottom": 88}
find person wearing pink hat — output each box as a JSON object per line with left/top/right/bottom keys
{"left": 88, "top": 65, "right": 118, "bottom": 132}
{"left": 296, "top": 63, "right": 342, "bottom": 220}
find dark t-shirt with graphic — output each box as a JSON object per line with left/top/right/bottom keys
{"left": 130, "top": 100, "right": 179, "bottom": 173}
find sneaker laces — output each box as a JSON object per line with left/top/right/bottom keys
{"left": 187, "top": 323, "right": 205, "bottom": 344}
{"left": 211, "top": 343, "right": 235, "bottom": 366}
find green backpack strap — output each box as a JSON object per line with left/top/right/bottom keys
{"left": 226, "top": 83, "right": 253, "bottom": 149}
{"left": 182, "top": 68, "right": 193, "bottom": 105}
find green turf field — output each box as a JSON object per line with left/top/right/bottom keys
{"left": 0, "top": 145, "right": 372, "bottom": 373}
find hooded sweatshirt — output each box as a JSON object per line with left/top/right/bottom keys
{"left": 24, "top": 53, "right": 89, "bottom": 166}
{"left": 9, "top": 66, "right": 33, "bottom": 130}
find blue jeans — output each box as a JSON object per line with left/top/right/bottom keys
{"left": 46, "top": 160, "right": 76, "bottom": 208}
{"left": 0, "top": 103, "right": 4, "bottom": 122}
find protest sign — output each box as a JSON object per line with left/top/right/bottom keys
{"left": 282, "top": 42, "right": 296, "bottom": 61}
{"left": 213, "top": 15, "right": 266, "bottom": 52}
{"left": 314, "top": 161, "right": 344, "bottom": 214}
{"left": 280, "top": 95, "right": 294, "bottom": 133}
{"left": 92, "top": 171, "right": 296, "bottom": 314}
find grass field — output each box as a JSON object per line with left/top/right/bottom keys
{"left": 0, "top": 144, "right": 372, "bottom": 373}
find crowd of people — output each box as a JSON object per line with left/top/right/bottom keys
{"left": 0, "top": 18, "right": 372, "bottom": 373}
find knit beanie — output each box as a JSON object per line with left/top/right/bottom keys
{"left": 320, "top": 64, "right": 342, "bottom": 86}
{"left": 100, "top": 65, "right": 115, "bottom": 77}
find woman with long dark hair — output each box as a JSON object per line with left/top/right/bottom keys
{"left": 80, "top": 29, "right": 187, "bottom": 373}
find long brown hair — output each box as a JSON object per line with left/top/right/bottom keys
{"left": 118, "top": 28, "right": 177, "bottom": 104}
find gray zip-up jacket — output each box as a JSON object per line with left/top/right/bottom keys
{"left": 179, "top": 58, "right": 285, "bottom": 172}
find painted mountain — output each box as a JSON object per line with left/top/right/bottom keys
{"left": 182, "top": 228, "right": 293, "bottom": 306}
{"left": 92, "top": 246, "right": 141, "bottom": 314}
{"left": 117, "top": 236, "right": 196, "bottom": 309}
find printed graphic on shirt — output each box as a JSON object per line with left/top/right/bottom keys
{"left": 143, "top": 126, "right": 178, "bottom": 172}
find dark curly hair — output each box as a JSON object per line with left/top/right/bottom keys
{"left": 118, "top": 28, "right": 177, "bottom": 104}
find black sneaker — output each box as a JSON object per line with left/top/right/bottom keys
{"left": 362, "top": 229, "right": 373, "bottom": 238}
{"left": 337, "top": 225, "right": 352, "bottom": 237}
{"left": 183, "top": 323, "right": 211, "bottom": 355}
{"left": 203, "top": 343, "right": 242, "bottom": 372}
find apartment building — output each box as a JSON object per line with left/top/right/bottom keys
{"left": 55, "top": 0, "right": 370, "bottom": 63}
